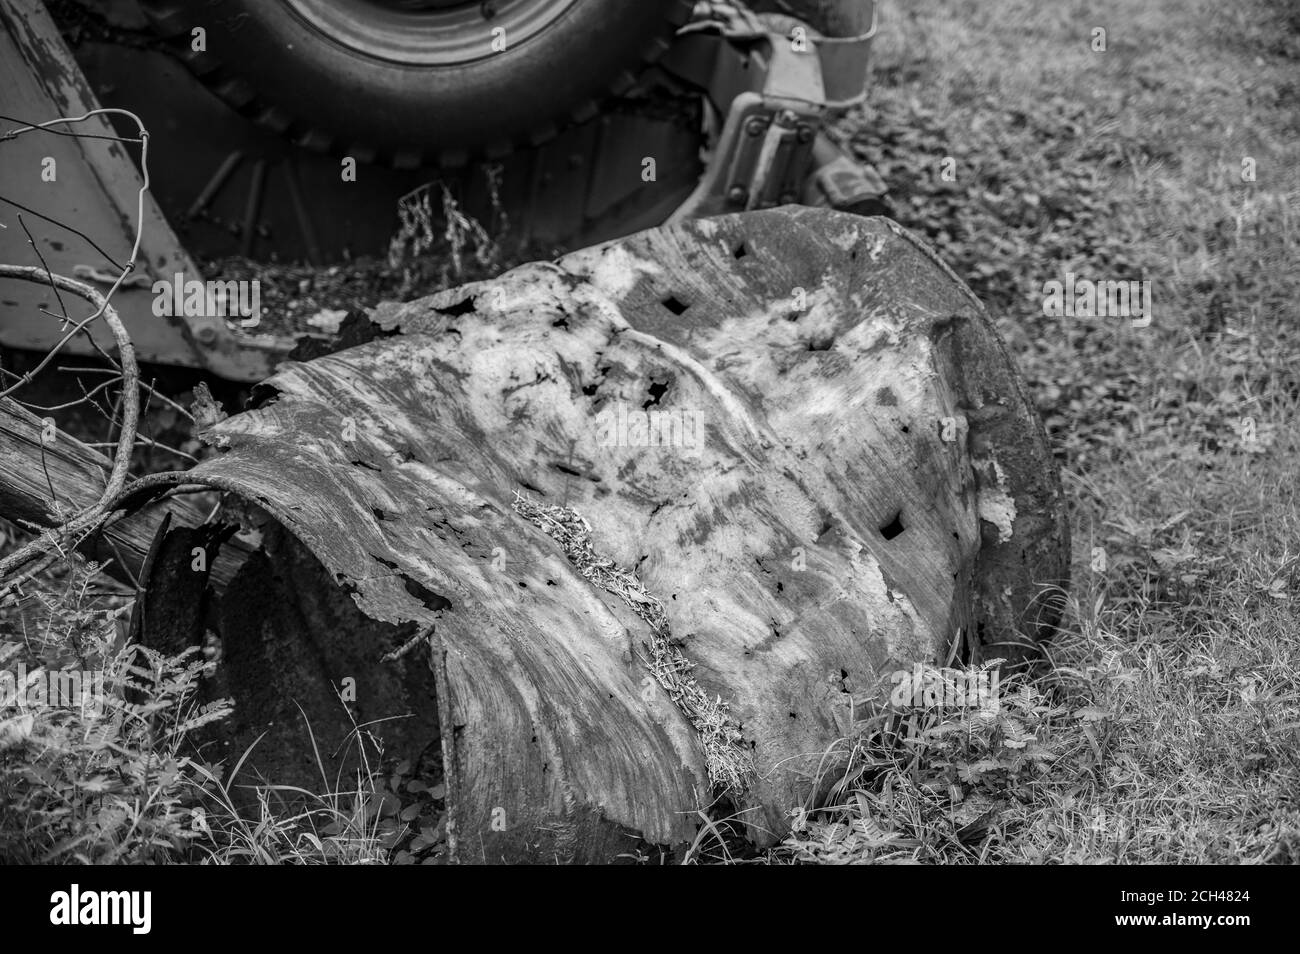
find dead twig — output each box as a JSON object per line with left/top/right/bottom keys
{"left": 0, "top": 109, "right": 150, "bottom": 587}
{"left": 0, "top": 276, "right": 138, "bottom": 582}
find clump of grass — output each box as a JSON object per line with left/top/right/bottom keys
{"left": 387, "top": 180, "right": 502, "bottom": 285}
{"left": 184, "top": 718, "right": 446, "bottom": 865}
{"left": 783, "top": 583, "right": 1300, "bottom": 864}
{"left": 780, "top": 665, "right": 1071, "bottom": 864}
{"left": 208, "top": 166, "right": 526, "bottom": 337}
{"left": 0, "top": 561, "right": 229, "bottom": 863}
{"left": 0, "top": 556, "right": 443, "bottom": 864}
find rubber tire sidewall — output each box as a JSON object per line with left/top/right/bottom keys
{"left": 149, "top": 0, "right": 691, "bottom": 163}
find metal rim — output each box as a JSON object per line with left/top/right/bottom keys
{"left": 283, "top": 0, "right": 583, "bottom": 66}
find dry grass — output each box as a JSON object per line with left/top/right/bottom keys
{"left": 0, "top": 559, "right": 430, "bottom": 864}
{"left": 512, "top": 492, "right": 754, "bottom": 795}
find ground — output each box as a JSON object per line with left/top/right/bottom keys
{"left": 2, "top": 0, "right": 1298, "bottom": 864}
{"left": 777, "top": 0, "right": 1300, "bottom": 864}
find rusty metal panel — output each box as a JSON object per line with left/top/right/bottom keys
{"left": 0, "top": 0, "right": 281, "bottom": 380}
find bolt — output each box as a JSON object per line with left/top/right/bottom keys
{"left": 727, "top": 184, "right": 749, "bottom": 204}
{"left": 778, "top": 109, "right": 799, "bottom": 127}
{"left": 796, "top": 124, "right": 814, "bottom": 143}
{"left": 744, "top": 116, "right": 768, "bottom": 137}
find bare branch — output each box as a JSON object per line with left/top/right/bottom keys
{"left": 0, "top": 269, "right": 139, "bottom": 581}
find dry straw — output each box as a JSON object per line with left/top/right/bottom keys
{"left": 512, "top": 492, "right": 754, "bottom": 796}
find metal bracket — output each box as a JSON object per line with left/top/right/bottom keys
{"left": 663, "top": 1, "right": 884, "bottom": 222}
{"left": 684, "top": 1, "right": 878, "bottom": 109}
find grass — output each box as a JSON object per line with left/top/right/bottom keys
{"left": 3, "top": 0, "right": 1298, "bottom": 865}
{"left": 0, "top": 558, "right": 442, "bottom": 864}
{"left": 780, "top": 0, "right": 1300, "bottom": 864}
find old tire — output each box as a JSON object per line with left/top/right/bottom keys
{"left": 140, "top": 0, "right": 693, "bottom": 166}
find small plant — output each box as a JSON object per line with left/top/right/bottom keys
{"left": 782, "top": 667, "right": 1077, "bottom": 864}
{"left": 183, "top": 723, "right": 446, "bottom": 866}
{"left": 387, "top": 178, "right": 504, "bottom": 289}
{"left": 0, "top": 556, "right": 446, "bottom": 865}
{"left": 0, "top": 560, "right": 230, "bottom": 863}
